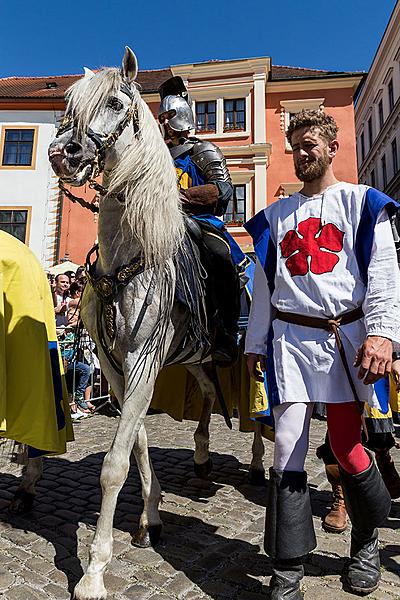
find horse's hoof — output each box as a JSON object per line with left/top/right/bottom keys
{"left": 8, "top": 489, "right": 35, "bottom": 514}
{"left": 248, "top": 468, "right": 266, "bottom": 486}
{"left": 131, "top": 524, "right": 162, "bottom": 548}
{"left": 194, "top": 458, "right": 213, "bottom": 479}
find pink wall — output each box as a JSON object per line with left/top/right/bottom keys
{"left": 266, "top": 88, "right": 359, "bottom": 204}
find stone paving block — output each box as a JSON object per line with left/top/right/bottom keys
{"left": 124, "top": 583, "right": 153, "bottom": 599}
{"left": 4, "top": 584, "right": 49, "bottom": 599}
{"left": 42, "top": 583, "right": 71, "bottom": 599}
{"left": 162, "top": 572, "right": 195, "bottom": 598}
{"left": 24, "top": 558, "right": 54, "bottom": 575}
{"left": 0, "top": 569, "right": 16, "bottom": 592}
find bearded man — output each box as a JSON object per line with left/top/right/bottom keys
{"left": 245, "top": 109, "right": 399, "bottom": 599}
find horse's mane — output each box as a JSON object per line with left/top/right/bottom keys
{"left": 67, "top": 68, "right": 184, "bottom": 267}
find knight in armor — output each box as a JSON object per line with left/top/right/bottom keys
{"left": 158, "top": 76, "right": 240, "bottom": 366}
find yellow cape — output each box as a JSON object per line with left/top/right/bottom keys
{"left": 0, "top": 231, "right": 73, "bottom": 454}
{"left": 151, "top": 350, "right": 274, "bottom": 442}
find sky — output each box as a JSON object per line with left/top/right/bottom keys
{"left": 0, "top": 0, "right": 396, "bottom": 78}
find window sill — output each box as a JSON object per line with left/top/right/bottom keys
{"left": 226, "top": 225, "right": 246, "bottom": 233}
{"left": 196, "top": 131, "right": 250, "bottom": 140}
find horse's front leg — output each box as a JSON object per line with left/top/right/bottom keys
{"left": 74, "top": 374, "right": 157, "bottom": 600}
{"left": 187, "top": 364, "right": 216, "bottom": 479}
{"left": 9, "top": 455, "right": 43, "bottom": 514}
{"left": 248, "top": 422, "right": 266, "bottom": 485}
{"left": 131, "top": 422, "right": 162, "bottom": 548}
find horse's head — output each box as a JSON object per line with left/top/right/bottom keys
{"left": 49, "top": 47, "right": 139, "bottom": 186}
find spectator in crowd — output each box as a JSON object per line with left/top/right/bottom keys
{"left": 67, "top": 280, "right": 84, "bottom": 327}
{"left": 64, "top": 270, "right": 76, "bottom": 284}
{"left": 53, "top": 274, "right": 70, "bottom": 327}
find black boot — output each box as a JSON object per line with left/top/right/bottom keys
{"left": 340, "top": 452, "right": 391, "bottom": 595}
{"left": 265, "top": 468, "right": 317, "bottom": 600}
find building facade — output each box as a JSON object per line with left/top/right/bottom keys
{"left": 0, "top": 59, "right": 362, "bottom": 265}
{"left": 356, "top": 1, "right": 400, "bottom": 199}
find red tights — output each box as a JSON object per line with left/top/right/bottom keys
{"left": 327, "top": 402, "right": 370, "bottom": 475}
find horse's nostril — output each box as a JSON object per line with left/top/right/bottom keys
{"left": 65, "top": 141, "right": 82, "bottom": 155}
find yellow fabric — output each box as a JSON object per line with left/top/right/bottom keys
{"left": 0, "top": 231, "right": 73, "bottom": 454}
{"left": 151, "top": 350, "right": 275, "bottom": 442}
{"left": 365, "top": 374, "right": 400, "bottom": 421}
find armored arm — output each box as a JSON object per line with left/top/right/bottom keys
{"left": 190, "top": 141, "right": 233, "bottom": 216}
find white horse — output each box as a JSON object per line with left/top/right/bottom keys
{"left": 48, "top": 47, "right": 265, "bottom": 600}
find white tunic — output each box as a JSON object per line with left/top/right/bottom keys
{"left": 245, "top": 182, "right": 400, "bottom": 408}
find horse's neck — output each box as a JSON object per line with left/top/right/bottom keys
{"left": 96, "top": 194, "right": 141, "bottom": 274}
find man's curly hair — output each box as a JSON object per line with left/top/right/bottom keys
{"left": 286, "top": 109, "right": 339, "bottom": 145}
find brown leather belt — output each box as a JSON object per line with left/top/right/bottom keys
{"left": 275, "top": 306, "right": 364, "bottom": 413}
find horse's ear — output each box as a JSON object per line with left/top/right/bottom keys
{"left": 121, "top": 46, "right": 138, "bottom": 83}
{"left": 83, "top": 67, "right": 95, "bottom": 79}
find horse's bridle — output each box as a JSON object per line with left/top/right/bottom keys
{"left": 56, "top": 80, "right": 140, "bottom": 212}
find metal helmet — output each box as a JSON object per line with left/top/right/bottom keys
{"left": 158, "top": 76, "right": 195, "bottom": 132}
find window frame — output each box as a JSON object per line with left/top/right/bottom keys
{"left": 0, "top": 126, "right": 39, "bottom": 170}
{"left": 0, "top": 206, "right": 32, "bottom": 244}
{"left": 223, "top": 184, "right": 247, "bottom": 227}
{"left": 392, "top": 138, "right": 398, "bottom": 176}
{"left": 388, "top": 78, "right": 395, "bottom": 113}
{"left": 381, "top": 154, "right": 387, "bottom": 188}
{"left": 360, "top": 132, "right": 365, "bottom": 162}
{"left": 195, "top": 100, "right": 217, "bottom": 134}
{"left": 223, "top": 98, "right": 246, "bottom": 132}
{"left": 378, "top": 99, "right": 384, "bottom": 130}
{"left": 367, "top": 116, "right": 373, "bottom": 149}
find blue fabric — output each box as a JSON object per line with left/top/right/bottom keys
{"left": 174, "top": 154, "right": 205, "bottom": 188}
{"left": 244, "top": 210, "right": 276, "bottom": 294}
{"left": 28, "top": 341, "right": 65, "bottom": 459}
{"left": 355, "top": 188, "right": 399, "bottom": 284}
{"left": 373, "top": 378, "right": 390, "bottom": 415}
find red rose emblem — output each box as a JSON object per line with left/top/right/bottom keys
{"left": 280, "top": 217, "right": 344, "bottom": 277}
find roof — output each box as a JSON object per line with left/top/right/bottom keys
{"left": 270, "top": 65, "right": 363, "bottom": 80}
{"left": 0, "top": 68, "right": 173, "bottom": 100}
{"left": 0, "top": 63, "right": 363, "bottom": 101}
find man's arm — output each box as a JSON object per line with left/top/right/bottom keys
{"left": 189, "top": 141, "right": 233, "bottom": 216}
{"left": 357, "top": 208, "right": 400, "bottom": 384}
{"left": 245, "top": 260, "right": 272, "bottom": 381}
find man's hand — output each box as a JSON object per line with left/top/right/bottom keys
{"left": 247, "top": 353, "right": 267, "bottom": 382}
{"left": 354, "top": 336, "right": 393, "bottom": 385}
{"left": 392, "top": 359, "right": 400, "bottom": 391}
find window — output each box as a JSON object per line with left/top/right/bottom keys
{"left": 371, "top": 168, "right": 375, "bottom": 188}
{"left": 378, "top": 99, "right": 384, "bottom": 129}
{"left": 0, "top": 209, "right": 29, "bottom": 243}
{"left": 360, "top": 132, "right": 365, "bottom": 162}
{"left": 381, "top": 154, "right": 387, "bottom": 188}
{"left": 195, "top": 101, "right": 216, "bottom": 133}
{"left": 224, "top": 99, "right": 246, "bottom": 131}
{"left": 388, "top": 79, "right": 394, "bottom": 112}
{"left": 392, "top": 138, "right": 398, "bottom": 175}
{"left": 368, "top": 117, "right": 373, "bottom": 149}
{"left": 1, "top": 128, "right": 35, "bottom": 166}
{"left": 223, "top": 185, "right": 246, "bottom": 225}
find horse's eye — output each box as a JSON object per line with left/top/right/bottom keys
{"left": 107, "top": 97, "right": 124, "bottom": 112}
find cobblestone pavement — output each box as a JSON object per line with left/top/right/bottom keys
{"left": 0, "top": 412, "right": 399, "bottom": 600}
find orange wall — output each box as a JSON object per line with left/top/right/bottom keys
{"left": 266, "top": 87, "right": 359, "bottom": 204}
{"left": 58, "top": 187, "right": 98, "bottom": 265}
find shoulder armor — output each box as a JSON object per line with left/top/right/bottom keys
{"left": 190, "top": 140, "right": 232, "bottom": 184}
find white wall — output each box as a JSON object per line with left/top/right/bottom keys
{"left": 0, "top": 110, "right": 61, "bottom": 266}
